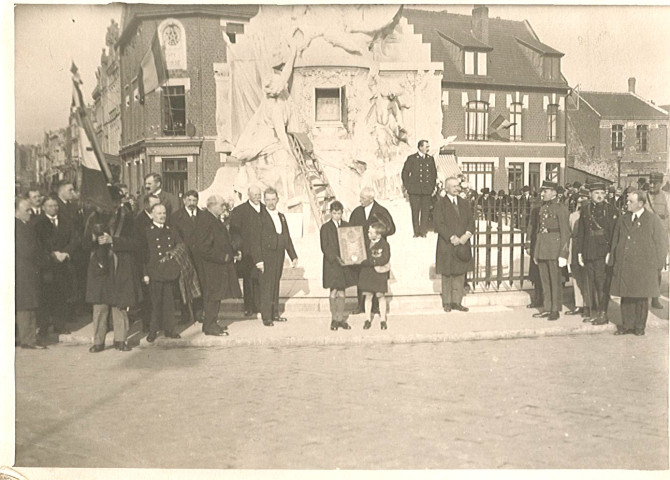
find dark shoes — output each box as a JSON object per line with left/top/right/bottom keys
{"left": 113, "top": 341, "right": 132, "bottom": 351}
{"left": 380, "top": 321, "right": 388, "bottom": 330}
{"left": 547, "top": 311, "right": 560, "bottom": 321}
{"left": 634, "top": 330, "right": 645, "bottom": 336}
{"left": 614, "top": 328, "right": 632, "bottom": 336}
{"left": 331, "top": 321, "right": 352, "bottom": 331}
{"left": 591, "top": 318, "right": 609, "bottom": 326}
{"left": 89, "top": 344, "right": 104, "bottom": 353}
{"left": 263, "top": 320, "right": 274, "bottom": 327}
{"left": 651, "top": 298, "right": 663, "bottom": 309}
{"left": 443, "top": 305, "right": 452, "bottom": 312}
{"left": 164, "top": 331, "right": 181, "bottom": 339}
{"left": 565, "top": 307, "right": 583, "bottom": 315}
{"left": 533, "top": 312, "right": 551, "bottom": 318}
{"left": 204, "top": 328, "right": 229, "bottom": 336}
{"left": 451, "top": 303, "right": 469, "bottom": 312}
{"left": 146, "top": 331, "right": 158, "bottom": 343}
{"left": 273, "top": 317, "right": 288, "bottom": 323}
{"left": 363, "top": 320, "right": 372, "bottom": 330}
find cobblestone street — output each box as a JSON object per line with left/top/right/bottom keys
{"left": 14, "top": 325, "right": 668, "bottom": 470}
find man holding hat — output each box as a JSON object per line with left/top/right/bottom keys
{"left": 574, "top": 182, "right": 619, "bottom": 324}
{"left": 530, "top": 181, "right": 570, "bottom": 321}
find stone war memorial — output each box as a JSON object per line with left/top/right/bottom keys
{"left": 199, "top": 4, "right": 455, "bottom": 310}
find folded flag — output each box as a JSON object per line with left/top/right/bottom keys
{"left": 139, "top": 31, "right": 168, "bottom": 103}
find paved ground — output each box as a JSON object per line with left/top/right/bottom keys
{"left": 14, "top": 322, "right": 668, "bottom": 470}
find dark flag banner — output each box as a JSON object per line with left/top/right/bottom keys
{"left": 138, "top": 30, "right": 169, "bottom": 104}
{"left": 71, "top": 62, "right": 115, "bottom": 211}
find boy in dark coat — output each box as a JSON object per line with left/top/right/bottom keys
{"left": 320, "top": 201, "right": 356, "bottom": 331}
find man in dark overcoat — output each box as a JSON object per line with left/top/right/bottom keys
{"left": 434, "top": 177, "right": 475, "bottom": 312}
{"left": 34, "top": 195, "right": 79, "bottom": 337}
{"left": 526, "top": 202, "right": 543, "bottom": 308}
{"left": 84, "top": 187, "right": 143, "bottom": 352}
{"left": 15, "top": 197, "right": 49, "bottom": 349}
{"left": 171, "top": 190, "right": 204, "bottom": 323}
{"left": 401, "top": 139, "right": 437, "bottom": 237}
{"left": 349, "top": 186, "right": 396, "bottom": 315}
{"left": 193, "top": 195, "right": 242, "bottom": 336}
{"left": 320, "top": 201, "right": 356, "bottom": 330}
{"left": 609, "top": 190, "right": 668, "bottom": 335}
{"left": 531, "top": 181, "right": 570, "bottom": 321}
{"left": 132, "top": 194, "right": 161, "bottom": 331}
{"left": 574, "top": 182, "right": 619, "bottom": 324}
{"left": 230, "top": 185, "right": 265, "bottom": 317}
{"left": 258, "top": 188, "right": 298, "bottom": 326}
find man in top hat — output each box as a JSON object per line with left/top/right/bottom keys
{"left": 401, "top": 140, "right": 437, "bottom": 238}
{"left": 574, "top": 182, "right": 619, "bottom": 324}
{"left": 530, "top": 181, "right": 570, "bottom": 321}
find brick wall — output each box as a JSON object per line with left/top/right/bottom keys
{"left": 442, "top": 88, "right": 566, "bottom": 144}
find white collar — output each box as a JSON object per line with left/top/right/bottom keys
{"left": 154, "top": 189, "right": 162, "bottom": 196}
{"left": 46, "top": 214, "right": 58, "bottom": 221}
{"left": 447, "top": 194, "right": 458, "bottom": 203}
{"left": 153, "top": 222, "right": 165, "bottom": 229}
{"left": 249, "top": 200, "right": 261, "bottom": 212}
{"left": 267, "top": 208, "right": 279, "bottom": 216}
{"left": 632, "top": 208, "right": 645, "bottom": 219}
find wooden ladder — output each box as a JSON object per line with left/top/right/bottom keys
{"left": 287, "top": 132, "right": 336, "bottom": 228}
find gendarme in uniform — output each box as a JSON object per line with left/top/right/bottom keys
{"left": 574, "top": 182, "right": 618, "bottom": 324}
{"left": 531, "top": 181, "right": 570, "bottom": 321}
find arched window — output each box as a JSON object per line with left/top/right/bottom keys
{"left": 466, "top": 100, "right": 489, "bottom": 141}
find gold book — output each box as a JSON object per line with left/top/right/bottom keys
{"left": 337, "top": 226, "right": 367, "bottom": 265}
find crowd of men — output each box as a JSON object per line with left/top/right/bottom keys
{"left": 15, "top": 146, "right": 670, "bottom": 349}
{"left": 14, "top": 174, "right": 299, "bottom": 350}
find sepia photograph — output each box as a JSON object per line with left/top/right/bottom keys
{"left": 5, "top": 1, "right": 670, "bottom": 477}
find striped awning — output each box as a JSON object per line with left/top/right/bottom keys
{"left": 436, "top": 153, "right": 461, "bottom": 181}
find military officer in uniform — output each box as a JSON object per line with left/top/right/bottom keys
{"left": 531, "top": 181, "right": 570, "bottom": 321}
{"left": 401, "top": 139, "right": 437, "bottom": 237}
{"left": 142, "top": 204, "right": 183, "bottom": 342}
{"left": 574, "top": 183, "right": 619, "bottom": 324}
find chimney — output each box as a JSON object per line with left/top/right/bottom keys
{"left": 472, "top": 5, "right": 489, "bottom": 44}
{"left": 628, "top": 77, "right": 636, "bottom": 94}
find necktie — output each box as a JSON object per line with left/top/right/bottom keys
{"left": 452, "top": 198, "right": 459, "bottom": 216}
{"left": 50, "top": 217, "right": 57, "bottom": 227}
{"left": 633, "top": 214, "right": 638, "bottom": 223}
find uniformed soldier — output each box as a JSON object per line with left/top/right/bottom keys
{"left": 142, "top": 203, "right": 183, "bottom": 342}
{"left": 531, "top": 181, "right": 571, "bottom": 321}
{"left": 401, "top": 139, "right": 437, "bottom": 237}
{"left": 574, "top": 182, "right": 619, "bottom": 324}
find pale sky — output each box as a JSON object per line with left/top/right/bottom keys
{"left": 12, "top": 2, "right": 670, "bottom": 145}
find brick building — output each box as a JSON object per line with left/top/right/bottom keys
{"left": 567, "top": 78, "right": 669, "bottom": 188}
{"left": 404, "top": 6, "right": 570, "bottom": 194}
{"left": 117, "top": 4, "right": 258, "bottom": 197}
{"left": 92, "top": 20, "right": 123, "bottom": 179}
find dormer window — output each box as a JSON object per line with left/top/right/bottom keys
{"left": 543, "top": 56, "right": 560, "bottom": 81}
{"left": 465, "top": 50, "right": 487, "bottom": 76}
